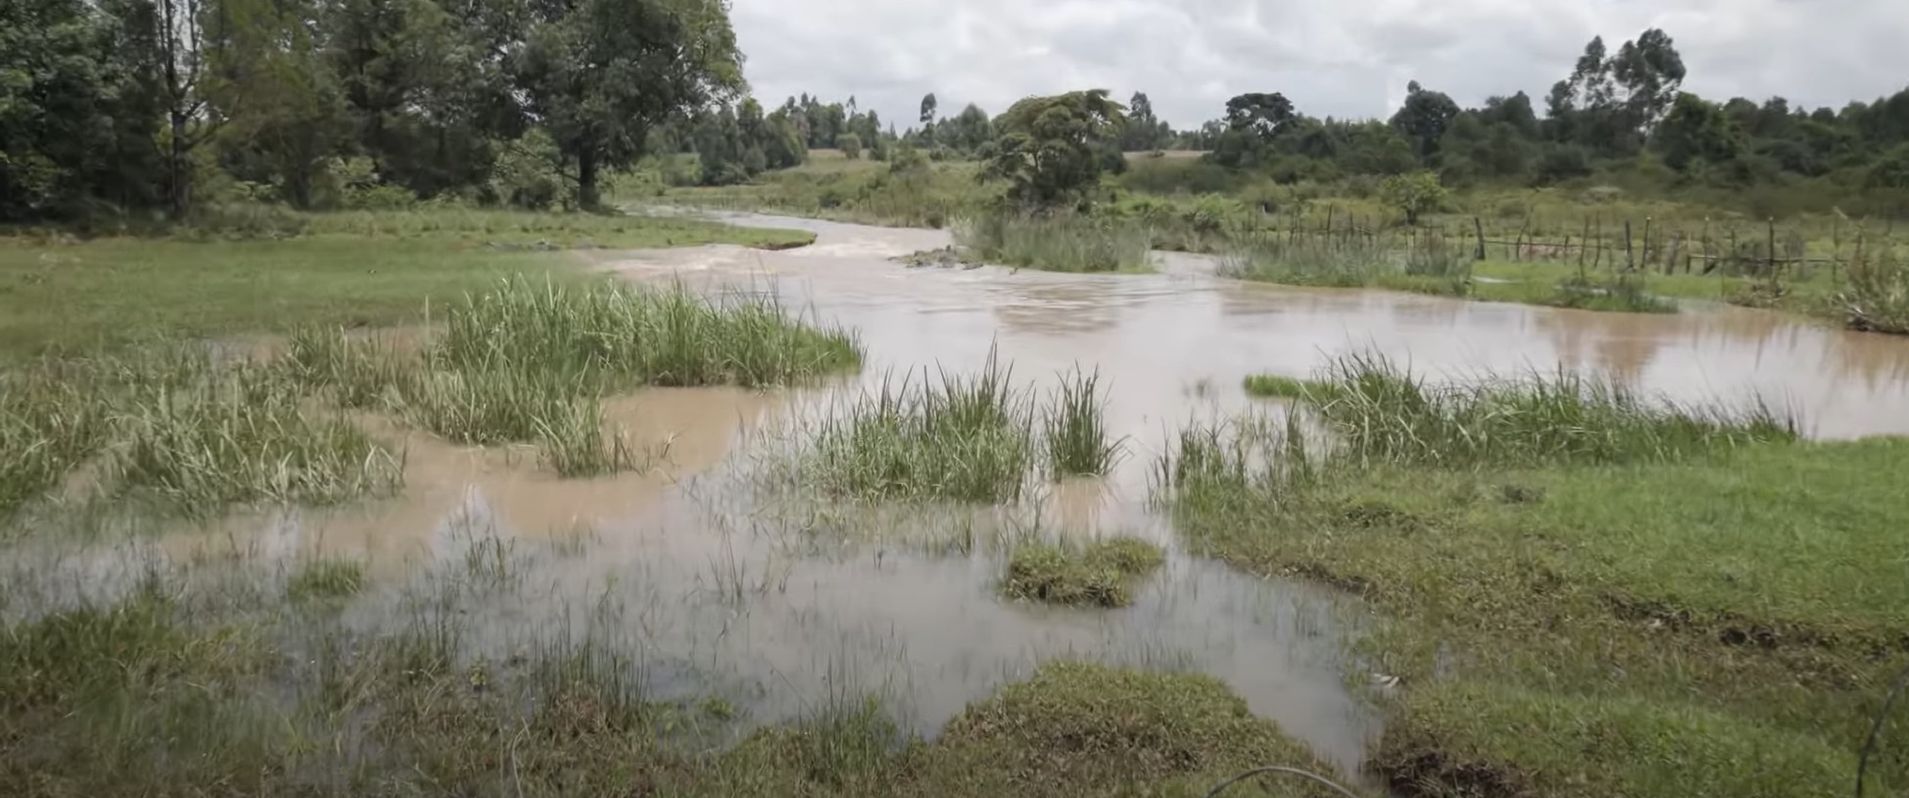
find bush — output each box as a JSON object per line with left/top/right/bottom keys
{"left": 836, "top": 134, "right": 863, "bottom": 160}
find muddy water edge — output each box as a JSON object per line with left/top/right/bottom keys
{"left": 10, "top": 211, "right": 1909, "bottom": 793}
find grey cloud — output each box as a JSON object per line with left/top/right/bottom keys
{"left": 730, "top": 0, "right": 1909, "bottom": 132}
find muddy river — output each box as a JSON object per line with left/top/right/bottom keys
{"left": 22, "top": 212, "right": 1909, "bottom": 776}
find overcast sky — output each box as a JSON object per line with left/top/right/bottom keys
{"left": 729, "top": 0, "right": 1909, "bottom": 132}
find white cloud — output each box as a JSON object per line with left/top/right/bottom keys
{"left": 728, "top": 0, "right": 1909, "bottom": 131}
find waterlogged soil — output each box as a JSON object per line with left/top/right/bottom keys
{"left": 17, "top": 212, "right": 1909, "bottom": 781}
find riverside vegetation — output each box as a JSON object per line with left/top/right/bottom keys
{"left": 1162, "top": 354, "right": 1909, "bottom": 796}
{"left": 11, "top": 0, "right": 1909, "bottom": 793}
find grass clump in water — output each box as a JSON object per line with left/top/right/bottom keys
{"left": 1042, "top": 368, "right": 1124, "bottom": 477}
{"left": 1304, "top": 352, "right": 1793, "bottom": 469}
{"left": 1242, "top": 373, "right": 1340, "bottom": 401}
{"left": 953, "top": 213, "right": 1153, "bottom": 273}
{"left": 1001, "top": 537, "right": 1165, "bottom": 607}
{"left": 286, "top": 559, "right": 367, "bottom": 601}
{"left": 811, "top": 359, "right": 1035, "bottom": 503}
{"left": 114, "top": 370, "right": 402, "bottom": 510}
{"left": 532, "top": 396, "right": 643, "bottom": 478}
{"left": 283, "top": 277, "right": 862, "bottom": 477}
{"left": 434, "top": 276, "right": 862, "bottom": 389}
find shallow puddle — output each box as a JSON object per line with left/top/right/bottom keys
{"left": 17, "top": 212, "right": 1909, "bottom": 779}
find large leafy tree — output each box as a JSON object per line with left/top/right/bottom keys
{"left": 981, "top": 89, "right": 1125, "bottom": 208}
{"left": 1390, "top": 81, "right": 1459, "bottom": 163}
{"left": 1654, "top": 92, "right": 1744, "bottom": 172}
{"left": 1120, "top": 91, "right": 1171, "bottom": 151}
{"left": 1, "top": 0, "right": 166, "bottom": 219}
{"left": 1545, "top": 29, "right": 1684, "bottom": 156}
{"left": 516, "top": 0, "right": 742, "bottom": 208}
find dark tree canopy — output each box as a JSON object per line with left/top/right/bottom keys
{"left": 516, "top": 0, "right": 743, "bottom": 208}
{"left": 981, "top": 89, "right": 1126, "bottom": 207}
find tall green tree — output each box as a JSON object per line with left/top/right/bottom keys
{"left": 1, "top": 0, "right": 166, "bottom": 219}
{"left": 1390, "top": 80, "right": 1459, "bottom": 163}
{"left": 981, "top": 89, "right": 1125, "bottom": 207}
{"left": 516, "top": 0, "right": 742, "bottom": 208}
{"left": 1120, "top": 91, "right": 1170, "bottom": 151}
{"left": 1654, "top": 92, "right": 1744, "bottom": 172}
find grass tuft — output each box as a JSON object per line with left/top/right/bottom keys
{"left": 287, "top": 559, "right": 367, "bottom": 601}
{"left": 1001, "top": 536, "right": 1165, "bottom": 608}
{"left": 810, "top": 357, "right": 1035, "bottom": 503}
{"left": 928, "top": 662, "right": 1349, "bottom": 794}
{"left": 1, "top": 364, "right": 112, "bottom": 513}
{"left": 1242, "top": 373, "right": 1340, "bottom": 401}
{"left": 113, "top": 370, "right": 403, "bottom": 510}
{"left": 1042, "top": 368, "right": 1124, "bottom": 478}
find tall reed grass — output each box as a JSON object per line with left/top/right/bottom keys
{"left": 1042, "top": 368, "right": 1124, "bottom": 477}
{"left": 1217, "top": 231, "right": 1389, "bottom": 286}
{"left": 806, "top": 358, "right": 1129, "bottom": 503}
{"left": 1, "top": 365, "right": 112, "bottom": 513}
{"left": 114, "top": 370, "right": 403, "bottom": 510}
{"left": 953, "top": 213, "right": 1153, "bottom": 273}
{"left": 283, "top": 278, "right": 862, "bottom": 477}
{"left": 810, "top": 359, "right": 1036, "bottom": 503}
{"left": 1841, "top": 247, "right": 1909, "bottom": 335}
{"left": 1303, "top": 352, "right": 1795, "bottom": 468}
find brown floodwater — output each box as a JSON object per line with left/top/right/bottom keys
{"left": 16, "top": 211, "right": 1909, "bottom": 780}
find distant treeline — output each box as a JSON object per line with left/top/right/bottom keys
{"left": 8, "top": 4, "right": 1908, "bottom": 225}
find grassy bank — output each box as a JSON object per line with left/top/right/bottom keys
{"left": 1160, "top": 356, "right": 1903, "bottom": 796}
{"left": 0, "top": 209, "right": 813, "bottom": 359}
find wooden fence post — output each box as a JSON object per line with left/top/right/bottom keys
{"left": 1473, "top": 217, "right": 1486, "bottom": 260}
{"left": 1624, "top": 219, "right": 1635, "bottom": 271}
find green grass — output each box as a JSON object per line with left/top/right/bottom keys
{"left": 809, "top": 359, "right": 1036, "bottom": 504}
{"left": 1159, "top": 362, "right": 1907, "bottom": 796}
{"left": 1218, "top": 231, "right": 1393, "bottom": 288}
{"left": 0, "top": 582, "right": 1355, "bottom": 796}
{"left": 1303, "top": 352, "right": 1794, "bottom": 469}
{"left": 0, "top": 364, "right": 112, "bottom": 513}
{"left": 803, "top": 358, "right": 1130, "bottom": 503}
{"left": 432, "top": 276, "right": 862, "bottom": 390}
{"left": 113, "top": 368, "right": 403, "bottom": 511}
{"left": 531, "top": 394, "right": 643, "bottom": 478}
{"left": 1042, "top": 368, "right": 1123, "bottom": 477}
{"left": 954, "top": 213, "right": 1154, "bottom": 273}
{"left": 1001, "top": 537, "right": 1166, "bottom": 607}
{"left": 285, "top": 278, "right": 860, "bottom": 474}
{"left": 1242, "top": 374, "right": 1337, "bottom": 400}
{"left": 1841, "top": 247, "right": 1909, "bottom": 334}
{"left": 286, "top": 558, "right": 367, "bottom": 601}
{"left": 0, "top": 210, "right": 813, "bottom": 359}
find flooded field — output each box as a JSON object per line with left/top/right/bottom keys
{"left": 10, "top": 212, "right": 1909, "bottom": 786}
